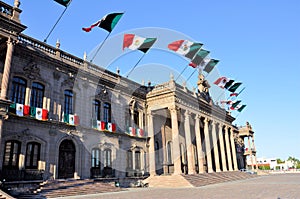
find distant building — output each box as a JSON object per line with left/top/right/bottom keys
{"left": 256, "top": 157, "right": 294, "bottom": 170}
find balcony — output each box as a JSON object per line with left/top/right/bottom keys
{"left": 239, "top": 126, "right": 254, "bottom": 137}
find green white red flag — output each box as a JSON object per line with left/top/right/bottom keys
{"left": 123, "top": 34, "right": 157, "bottom": 53}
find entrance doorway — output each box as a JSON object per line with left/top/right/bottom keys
{"left": 58, "top": 140, "right": 76, "bottom": 179}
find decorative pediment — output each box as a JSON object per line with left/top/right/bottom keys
{"left": 23, "top": 61, "right": 40, "bottom": 80}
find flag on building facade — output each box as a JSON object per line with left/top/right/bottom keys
{"left": 16, "top": 103, "right": 24, "bottom": 116}
{"left": 214, "top": 77, "right": 230, "bottom": 89}
{"left": 189, "top": 49, "right": 210, "bottom": 67}
{"left": 203, "top": 59, "right": 219, "bottom": 73}
{"left": 106, "top": 122, "right": 116, "bottom": 132}
{"left": 54, "top": 0, "right": 71, "bottom": 7}
{"left": 123, "top": 34, "right": 157, "bottom": 53}
{"left": 167, "top": 40, "right": 203, "bottom": 59}
{"left": 69, "top": 114, "right": 75, "bottom": 125}
{"left": 82, "top": 13, "right": 124, "bottom": 33}
{"left": 97, "top": 120, "right": 106, "bottom": 131}
{"left": 23, "top": 105, "right": 30, "bottom": 116}
{"left": 228, "top": 82, "right": 242, "bottom": 93}
{"left": 36, "top": 108, "right": 43, "bottom": 120}
{"left": 137, "top": 128, "right": 144, "bottom": 137}
{"left": 129, "top": 127, "right": 136, "bottom": 136}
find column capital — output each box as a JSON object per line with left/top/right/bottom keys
{"left": 168, "top": 105, "right": 180, "bottom": 113}
{"left": 194, "top": 114, "right": 201, "bottom": 120}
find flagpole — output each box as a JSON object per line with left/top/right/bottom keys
{"left": 126, "top": 53, "right": 147, "bottom": 78}
{"left": 175, "top": 64, "right": 189, "bottom": 82}
{"left": 90, "top": 32, "right": 112, "bottom": 63}
{"left": 44, "top": 5, "right": 70, "bottom": 43}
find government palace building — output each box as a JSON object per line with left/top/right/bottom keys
{"left": 0, "top": 0, "right": 257, "bottom": 186}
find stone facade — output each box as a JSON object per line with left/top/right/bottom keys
{"left": 0, "top": 0, "right": 254, "bottom": 182}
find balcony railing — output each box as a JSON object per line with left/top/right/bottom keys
{"left": 92, "top": 119, "right": 116, "bottom": 133}
{"left": 126, "top": 126, "right": 145, "bottom": 137}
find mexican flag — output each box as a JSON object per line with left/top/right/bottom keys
{"left": 168, "top": 40, "right": 203, "bottom": 59}
{"left": 35, "top": 108, "right": 48, "bottom": 120}
{"left": 54, "top": 0, "right": 71, "bottom": 7}
{"left": 69, "top": 114, "right": 75, "bottom": 125}
{"left": 224, "top": 79, "right": 235, "bottom": 89}
{"left": 203, "top": 59, "right": 219, "bottom": 73}
{"left": 82, "top": 13, "right": 124, "bottom": 33}
{"left": 97, "top": 120, "right": 106, "bottom": 131}
{"left": 106, "top": 122, "right": 116, "bottom": 132}
{"left": 237, "top": 105, "right": 247, "bottom": 112}
{"left": 16, "top": 103, "right": 24, "bottom": 116}
{"left": 189, "top": 49, "right": 210, "bottom": 67}
{"left": 9, "top": 103, "right": 16, "bottom": 114}
{"left": 129, "top": 127, "right": 136, "bottom": 136}
{"left": 36, "top": 108, "right": 43, "bottom": 120}
{"left": 214, "top": 77, "right": 230, "bottom": 89}
{"left": 230, "top": 100, "right": 242, "bottom": 110}
{"left": 228, "top": 82, "right": 242, "bottom": 93}
{"left": 137, "top": 128, "right": 144, "bottom": 137}
{"left": 23, "top": 105, "right": 30, "bottom": 116}
{"left": 123, "top": 34, "right": 157, "bottom": 53}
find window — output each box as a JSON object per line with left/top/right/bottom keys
{"left": 92, "top": 100, "right": 101, "bottom": 121}
{"left": 127, "top": 150, "right": 133, "bottom": 169}
{"left": 135, "top": 151, "right": 141, "bottom": 170}
{"left": 30, "top": 82, "right": 44, "bottom": 108}
{"left": 103, "top": 102, "right": 111, "bottom": 123}
{"left": 91, "top": 148, "right": 100, "bottom": 168}
{"left": 104, "top": 149, "right": 112, "bottom": 167}
{"left": 3, "top": 140, "right": 21, "bottom": 169}
{"left": 10, "top": 77, "right": 26, "bottom": 104}
{"left": 64, "top": 90, "right": 73, "bottom": 115}
{"left": 25, "top": 142, "right": 41, "bottom": 169}
{"left": 133, "top": 110, "right": 139, "bottom": 128}
{"left": 167, "top": 141, "right": 173, "bottom": 164}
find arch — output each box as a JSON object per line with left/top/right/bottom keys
{"left": 30, "top": 82, "right": 45, "bottom": 108}
{"left": 58, "top": 139, "right": 76, "bottom": 179}
{"left": 10, "top": 76, "right": 27, "bottom": 104}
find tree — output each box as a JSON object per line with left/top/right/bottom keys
{"left": 276, "top": 158, "right": 285, "bottom": 164}
{"left": 287, "top": 156, "right": 300, "bottom": 169}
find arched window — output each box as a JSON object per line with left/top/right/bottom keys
{"left": 92, "top": 100, "right": 101, "bottom": 121}
{"left": 91, "top": 148, "right": 100, "bottom": 168}
{"left": 135, "top": 151, "right": 141, "bottom": 170}
{"left": 3, "top": 140, "right": 21, "bottom": 169}
{"left": 64, "top": 90, "right": 73, "bottom": 115}
{"left": 103, "top": 102, "right": 111, "bottom": 123}
{"left": 30, "top": 82, "right": 44, "bottom": 108}
{"left": 10, "top": 77, "right": 26, "bottom": 104}
{"left": 167, "top": 141, "right": 173, "bottom": 164}
{"left": 103, "top": 149, "right": 112, "bottom": 167}
{"left": 25, "top": 142, "right": 41, "bottom": 169}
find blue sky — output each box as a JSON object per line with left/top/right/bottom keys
{"left": 7, "top": 0, "right": 300, "bottom": 160}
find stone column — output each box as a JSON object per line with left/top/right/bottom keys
{"left": 147, "top": 111, "right": 156, "bottom": 176}
{"left": 211, "top": 121, "right": 221, "bottom": 172}
{"left": 169, "top": 106, "right": 181, "bottom": 175}
{"left": 225, "top": 126, "right": 233, "bottom": 171}
{"left": 184, "top": 110, "right": 195, "bottom": 174}
{"left": 218, "top": 124, "right": 227, "bottom": 171}
{"left": 1, "top": 37, "right": 15, "bottom": 100}
{"left": 204, "top": 118, "right": 213, "bottom": 173}
{"left": 229, "top": 128, "right": 238, "bottom": 171}
{"left": 195, "top": 114, "right": 204, "bottom": 173}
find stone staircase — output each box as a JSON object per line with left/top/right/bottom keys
{"left": 143, "top": 175, "right": 193, "bottom": 188}
{"left": 182, "top": 171, "right": 257, "bottom": 187}
{"left": 144, "top": 171, "right": 257, "bottom": 188}
{"left": 15, "top": 179, "right": 125, "bottom": 198}
{"left": 0, "top": 189, "right": 14, "bottom": 199}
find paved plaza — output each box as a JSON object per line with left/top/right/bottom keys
{"left": 58, "top": 173, "right": 300, "bottom": 199}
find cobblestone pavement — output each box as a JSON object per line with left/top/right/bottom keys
{"left": 57, "top": 173, "right": 300, "bottom": 199}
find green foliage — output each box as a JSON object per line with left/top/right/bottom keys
{"left": 258, "top": 165, "right": 270, "bottom": 170}
{"left": 276, "top": 158, "right": 285, "bottom": 164}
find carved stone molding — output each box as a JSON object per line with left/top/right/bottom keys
{"left": 23, "top": 61, "right": 40, "bottom": 80}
